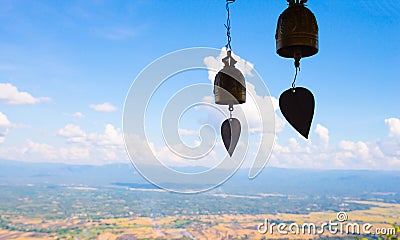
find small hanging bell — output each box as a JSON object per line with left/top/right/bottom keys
{"left": 215, "top": 0, "right": 245, "bottom": 157}
{"left": 214, "top": 51, "right": 245, "bottom": 156}
{"left": 275, "top": 0, "right": 318, "bottom": 63}
{"left": 214, "top": 51, "right": 246, "bottom": 105}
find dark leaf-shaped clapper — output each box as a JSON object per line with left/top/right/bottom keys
{"left": 221, "top": 118, "right": 241, "bottom": 156}
{"left": 279, "top": 87, "right": 315, "bottom": 139}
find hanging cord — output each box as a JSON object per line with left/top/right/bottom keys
{"left": 225, "top": 0, "right": 235, "bottom": 50}
{"left": 292, "top": 56, "right": 301, "bottom": 91}
{"left": 229, "top": 104, "right": 233, "bottom": 120}
{"left": 291, "top": 66, "right": 299, "bottom": 90}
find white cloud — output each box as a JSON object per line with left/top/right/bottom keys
{"left": 57, "top": 124, "right": 86, "bottom": 143}
{"left": 269, "top": 122, "right": 400, "bottom": 170}
{"left": 0, "top": 141, "right": 91, "bottom": 164}
{"left": 0, "top": 112, "right": 10, "bottom": 126}
{"left": 72, "top": 112, "right": 84, "bottom": 119}
{"left": 124, "top": 133, "right": 220, "bottom": 168}
{"left": 87, "top": 124, "right": 124, "bottom": 146}
{"left": 58, "top": 123, "right": 124, "bottom": 146}
{"left": 338, "top": 140, "right": 370, "bottom": 160}
{"left": 57, "top": 123, "right": 125, "bottom": 163}
{"left": 0, "top": 123, "right": 128, "bottom": 164}
{"left": 385, "top": 118, "right": 400, "bottom": 139}
{"left": 241, "top": 94, "right": 285, "bottom": 133}
{"left": 0, "top": 118, "right": 399, "bottom": 170}
{"left": 0, "top": 112, "right": 11, "bottom": 143}
{"left": 314, "top": 124, "right": 329, "bottom": 144}
{"left": 23, "top": 140, "right": 90, "bottom": 162}
{"left": 90, "top": 102, "right": 117, "bottom": 112}
{"left": 0, "top": 83, "right": 50, "bottom": 105}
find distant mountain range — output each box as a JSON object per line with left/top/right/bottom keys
{"left": 0, "top": 159, "right": 144, "bottom": 186}
{"left": 0, "top": 159, "right": 399, "bottom": 197}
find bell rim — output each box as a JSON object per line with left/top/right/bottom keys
{"left": 276, "top": 39, "right": 319, "bottom": 58}
{"left": 214, "top": 100, "right": 246, "bottom": 105}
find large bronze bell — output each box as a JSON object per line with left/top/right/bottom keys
{"left": 275, "top": 0, "right": 318, "bottom": 62}
{"left": 214, "top": 51, "right": 246, "bottom": 105}
{"left": 276, "top": 0, "right": 318, "bottom": 139}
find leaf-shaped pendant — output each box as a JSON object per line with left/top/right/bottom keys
{"left": 221, "top": 118, "right": 241, "bottom": 156}
{"left": 279, "top": 87, "right": 315, "bottom": 139}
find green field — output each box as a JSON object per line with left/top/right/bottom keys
{"left": 0, "top": 185, "right": 398, "bottom": 239}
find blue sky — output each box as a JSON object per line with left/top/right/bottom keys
{"left": 0, "top": 0, "right": 399, "bottom": 170}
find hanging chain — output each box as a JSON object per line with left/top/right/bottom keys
{"left": 225, "top": 0, "right": 235, "bottom": 50}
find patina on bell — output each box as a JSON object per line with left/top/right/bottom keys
{"left": 214, "top": 50, "right": 246, "bottom": 105}
{"left": 275, "top": 0, "right": 318, "bottom": 62}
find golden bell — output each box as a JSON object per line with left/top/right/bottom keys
{"left": 214, "top": 51, "right": 246, "bottom": 105}
{"left": 275, "top": 0, "right": 318, "bottom": 60}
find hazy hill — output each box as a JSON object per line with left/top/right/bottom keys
{"left": 0, "top": 159, "right": 399, "bottom": 198}
{"left": 0, "top": 159, "right": 144, "bottom": 186}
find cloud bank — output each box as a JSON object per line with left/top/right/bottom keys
{"left": 0, "top": 83, "right": 50, "bottom": 105}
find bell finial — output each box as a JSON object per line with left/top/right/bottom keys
{"left": 222, "top": 50, "right": 237, "bottom": 67}
{"left": 288, "top": 0, "right": 308, "bottom": 5}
